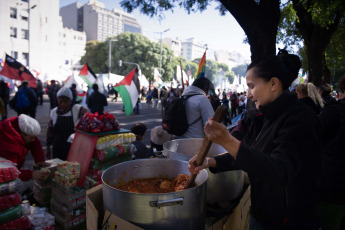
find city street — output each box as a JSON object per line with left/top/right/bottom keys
{"left": 7, "top": 94, "right": 163, "bottom": 166}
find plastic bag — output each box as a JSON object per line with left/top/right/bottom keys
{"left": 0, "top": 205, "right": 23, "bottom": 225}
{"left": 0, "top": 216, "right": 31, "bottom": 230}
{"left": 90, "top": 112, "right": 103, "bottom": 133}
{"left": 0, "top": 193, "right": 21, "bottom": 212}
{"left": 102, "top": 112, "right": 120, "bottom": 131}
{"left": 0, "top": 178, "right": 23, "bottom": 196}
{"left": 0, "top": 160, "right": 20, "bottom": 184}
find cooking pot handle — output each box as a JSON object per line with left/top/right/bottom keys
{"left": 149, "top": 197, "right": 184, "bottom": 209}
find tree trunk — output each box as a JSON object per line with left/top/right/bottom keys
{"left": 220, "top": 0, "right": 280, "bottom": 60}
{"left": 220, "top": 0, "right": 280, "bottom": 110}
{"left": 306, "top": 44, "right": 323, "bottom": 86}
{"left": 292, "top": 0, "right": 341, "bottom": 87}
{"left": 322, "top": 54, "right": 331, "bottom": 84}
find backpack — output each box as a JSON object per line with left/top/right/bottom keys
{"left": 16, "top": 89, "right": 31, "bottom": 109}
{"left": 162, "top": 94, "right": 201, "bottom": 136}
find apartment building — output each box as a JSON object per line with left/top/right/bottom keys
{"left": 60, "top": 0, "right": 142, "bottom": 42}
{"left": 0, "top": 0, "right": 86, "bottom": 80}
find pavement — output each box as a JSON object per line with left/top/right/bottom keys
{"left": 6, "top": 94, "right": 163, "bottom": 167}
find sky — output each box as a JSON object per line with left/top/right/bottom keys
{"left": 59, "top": 0, "right": 251, "bottom": 59}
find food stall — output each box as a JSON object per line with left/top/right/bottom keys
{"left": 85, "top": 138, "right": 251, "bottom": 230}
{"left": 0, "top": 112, "right": 136, "bottom": 229}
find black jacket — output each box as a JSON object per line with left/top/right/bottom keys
{"left": 211, "top": 92, "right": 321, "bottom": 229}
{"left": 318, "top": 98, "right": 345, "bottom": 203}
{"left": 87, "top": 91, "right": 108, "bottom": 115}
{"left": 299, "top": 96, "right": 320, "bottom": 114}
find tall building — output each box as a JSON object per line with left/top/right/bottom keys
{"left": 0, "top": 0, "right": 86, "bottom": 81}
{"left": 161, "top": 37, "right": 182, "bottom": 57}
{"left": 181, "top": 37, "right": 208, "bottom": 61}
{"left": 60, "top": 0, "right": 142, "bottom": 42}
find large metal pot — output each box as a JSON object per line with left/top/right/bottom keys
{"left": 102, "top": 158, "right": 208, "bottom": 230}
{"left": 163, "top": 138, "right": 244, "bottom": 203}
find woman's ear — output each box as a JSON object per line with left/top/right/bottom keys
{"left": 270, "top": 77, "right": 281, "bottom": 91}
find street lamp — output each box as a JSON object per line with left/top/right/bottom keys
{"left": 118, "top": 60, "right": 141, "bottom": 76}
{"left": 155, "top": 29, "right": 170, "bottom": 78}
{"left": 108, "top": 38, "right": 117, "bottom": 75}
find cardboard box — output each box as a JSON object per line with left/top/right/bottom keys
{"left": 102, "top": 211, "right": 144, "bottom": 230}
{"left": 207, "top": 185, "right": 251, "bottom": 230}
{"left": 87, "top": 184, "right": 251, "bottom": 230}
{"left": 86, "top": 184, "right": 104, "bottom": 230}
{"left": 86, "top": 185, "right": 143, "bottom": 230}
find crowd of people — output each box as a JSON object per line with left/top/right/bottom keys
{"left": 0, "top": 50, "right": 344, "bottom": 229}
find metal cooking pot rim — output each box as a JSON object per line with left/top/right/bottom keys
{"left": 101, "top": 158, "right": 207, "bottom": 195}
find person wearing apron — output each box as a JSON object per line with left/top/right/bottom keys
{"left": 46, "top": 87, "right": 87, "bottom": 160}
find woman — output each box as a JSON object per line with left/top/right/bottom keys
{"left": 319, "top": 83, "right": 336, "bottom": 107}
{"left": 46, "top": 87, "right": 87, "bottom": 160}
{"left": 318, "top": 76, "right": 345, "bottom": 230}
{"left": 296, "top": 83, "right": 324, "bottom": 114}
{"left": 189, "top": 50, "right": 321, "bottom": 229}
{"left": 0, "top": 114, "right": 49, "bottom": 182}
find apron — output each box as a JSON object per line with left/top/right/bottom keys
{"left": 52, "top": 107, "right": 75, "bottom": 160}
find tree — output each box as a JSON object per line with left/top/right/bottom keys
{"left": 80, "top": 41, "right": 108, "bottom": 73}
{"left": 81, "top": 32, "right": 176, "bottom": 83}
{"left": 120, "top": 0, "right": 281, "bottom": 60}
{"left": 232, "top": 64, "right": 248, "bottom": 78}
{"left": 113, "top": 32, "right": 175, "bottom": 83}
{"left": 278, "top": 0, "right": 345, "bottom": 86}
{"left": 192, "top": 58, "right": 233, "bottom": 83}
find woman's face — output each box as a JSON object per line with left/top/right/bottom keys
{"left": 246, "top": 68, "right": 276, "bottom": 109}
{"left": 58, "top": 96, "right": 71, "bottom": 112}
{"left": 21, "top": 132, "right": 35, "bottom": 144}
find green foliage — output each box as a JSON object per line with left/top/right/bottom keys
{"left": 191, "top": 58, "right": 233, "bottom": 83}
{"left": 277, "top": 2, "right": 303, "bottom": 47}
{"left": 80, "top": 41, "right": 108, "bottom": 73}
{"left": 325, "top": 20, "right": 345, "bottom": 82}
{"left": 80, "top": 32, "right": 176, "bottom": 83}
{"left": 232, "top": 64, "right": 248, "bottom": 78}
{"left": 278, "top": 0, "right": 345, "bottom": 85}
{"left": 120, "top": 0, "right": 215, "bottom": 20}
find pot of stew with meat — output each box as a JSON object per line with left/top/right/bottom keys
{"left": 102, "top": 158, "right": 208, "bottom": 230}
{"left": 163, "top": 138, "right": 244, "bottom": 203}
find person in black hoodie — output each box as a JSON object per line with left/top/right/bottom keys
{"left": 318, "top": 76, "right": 345, "bottom": 230}
{"left": 189, "top": 50, "right": 321, "bottom": 230}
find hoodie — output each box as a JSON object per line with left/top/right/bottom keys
{"left": 180, "top": 85, "right": 214, "bottom": 138}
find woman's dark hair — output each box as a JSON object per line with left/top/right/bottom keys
{"left": 131, "top": 122, "right": 147, "bottom": 136}
{"left": 319, "top": 83, "right": 332, "bottom": 96}
{"left": 247, "top": 49, "right": 302, "bottom": 90}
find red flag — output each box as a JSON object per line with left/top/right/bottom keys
{"left": 0, "top": 54, "right": 36, "bottom": 88}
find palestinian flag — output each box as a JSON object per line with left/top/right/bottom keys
{"left": 196, "top": 50, "right": 206, "bottom": 78}
{"left": 0, "top": 54, "right": 36, "bottom": 87}
{"left": 78, "top": 63, "right": 97, "bottom": 87}
{"left": 114, "top": 68, "right": 140, "bottom": 116}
